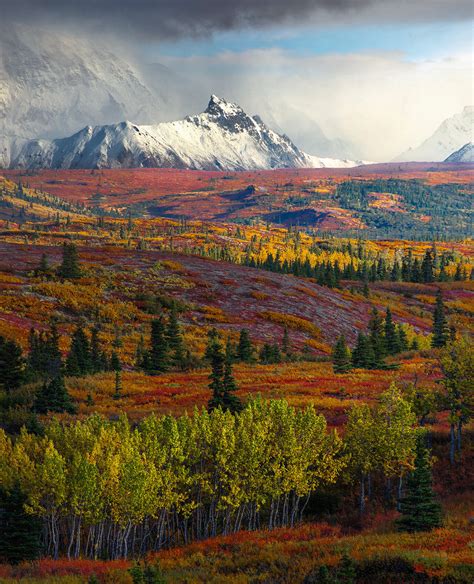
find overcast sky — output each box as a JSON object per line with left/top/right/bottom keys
{"left": 1, "top": 0, "right": 473, "bottom": 159}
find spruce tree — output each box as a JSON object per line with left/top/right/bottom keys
{"left": 421, "top": 249, "right": 434, "bottom": 283}
{"left": 110, "top": 351, "right": 122, "bottom": 372}
{"left": 333, "top": 335, "right": 352, "bottom": 373}
{"left": 28, "top": 324, "right": 62, "bottom": 379}
{"left": 0, "top": 335, "right": 24, "bottom": 393}
{"left": 34, "top": 374, "right": 76, "bottom": 414}
{"left": 384, "top": 307, "right": 399, "bottom": 355}
{"left": 0, "top": 483, "right": 42, "bottom": 564}
{"left": 432, "top": 289, "right": 449, "bottom": 348}
{"left": 222, "top": 353, "right": 242, "bottom": 413}
{"left": 368, "top": 308, "right": 386, "bottom": 367}
{"left": 352, "top": 332, "right": 375, "bottom": 369}
{"left": 166, "top": 308, "right": 185, "bottom": 369}
{"left": 58, "top": 242, "right": 82, "bottom": 279}
{"left": 207, "top": 334, "right": 226, "bottom": 411}
{"left": 397, "top": 324, "right": 409, "bottom": 352}
{"left": 35, "top": 253, "right": 50, "bottom": 277}
{"left": 147, "top": 318, "right": 168, "bottom": 374}
{"left": 397, "top": 438, "right": 442, "bottom": 532}
{"left": 237, "top": 329, "right": 254, "bottom": 362}
{"left": 66, "top": 326, "right": 92, "bottom": 376}
{"left": 90, "top": 327, "right": 107, "bottom": 373}
{"left": 113, "top": 370, "right": 123, "bottom": 400}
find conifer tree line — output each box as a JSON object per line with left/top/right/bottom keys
{"left": 238, "top": 245, "right": 472, "bottom": 289}
{"left": 0, "top": 385, "right": 444, "bottom": 562}
{"left": 333, "top": 290, "right": 453, "bottom": 373}
{"left": 137, "top": 307, "right": 193, "bottom": 374}
{"left": 138, "top": 313, "right": 294, "bottom": 378}
{"left": 333, "top": 307, "right": 410, "bottom": 373}
{"left": 151, "top": 234, "right": 471, "bottom": 291}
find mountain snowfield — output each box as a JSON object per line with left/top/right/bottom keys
{"left": 444, "top": 142, "right": 474, "bottom": 163}
{"left": 11, "top": 96, "right": 366, "bottom": 171}
{"left": 0, "top": 26, "right": 361, "bottom": 168}
{"left": 0, "top": 26, "right": 168, "bottom": 168}
{"left": 395, "top": 106, "right": 473, "bottom": 162}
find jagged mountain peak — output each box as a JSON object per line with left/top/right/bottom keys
{"left": 10, "top": 97, "right": 365, "bottom": 171}
{"left": 204, "top": 95, "right": 244, "bottom": 118}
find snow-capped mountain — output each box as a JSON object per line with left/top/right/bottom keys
{"left": 0, "top": 26, "right": 169, "bottom": 167}
{"left": 11, "top": 96, "right": 365, "bottom": 170}
{"left": 444, "top": 142, "right": 474, "bottom": 163}
{"left": 395, "top": 106, "right": 473, "bottom": 162}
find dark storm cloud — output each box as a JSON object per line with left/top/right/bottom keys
{"left": 0, "top": 0, "right": 472, "bottom": 39}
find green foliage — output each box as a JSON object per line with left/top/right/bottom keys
{"left": 207, "top": 332, "right": 242, "bottom": 413}
{"left": 0, "top": 399, "right": 344, "bottom": 559}
{"left": 28, "top": 324, "right": 62, "bottom": 379}
{"left": 34, "top": 374, "right": 76, "bottom": 414}
{"left": 397, "top": 438, "right": 442, "bottom": 532}
{"left": 332, "top": 335, "right": 352, "bottom": 373}
{"left": 66, "top": 326, "right": 92, "bottom": 377}
{"left": 0, "top": 482, "right": 42, "bottom": 564}
{"left": 146, "top": 317, "right": 169, "bottom": 374}
{"left": 166, "top": 307, "right": 185, "bottom": 369}
{"left": 432, "top": 289, "right": 449, "bottom": 348}
{"left": 58, "top": 242, "right": 82, "bottom": 279}
{"left": 0, "top": 335, "right": 24, "bottom": 393}
{"left": 237, "top": 328, "right": 254, "bottom": 362}
{"left": 130, "top": 561, "right": 166, "bottom": 584}
{"left": 260, "top": 342, "right": 282, "bottom": 364}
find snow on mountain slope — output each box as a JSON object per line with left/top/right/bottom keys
{"left": 0, "top": 26, "right": 167, "bottom": 167}
{"left": 395, "top": 106, "right": 473, "bottom": 162}
{"left": 444, "top": 142, "right": 474, "bottom": 163}
{"left": 12, "top": 96, "right": 365, "bottom": 171}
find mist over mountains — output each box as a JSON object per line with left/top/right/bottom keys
{"left": 0, "top": 26, "right": 472, "bottom": 169}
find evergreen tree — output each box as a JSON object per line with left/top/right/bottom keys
{"left": 113, "top": 370, "right": 123, "bottom": 400}
{"left": 352, "top": 332, "right": 375, "bottom": 369}
{"left": 66, "top": 326, "right": 91, "bottom": 376}
{"left": 337, "top": 553, "right": 356, "bottom": 584}
{"left": 368, "top": 308, "right": 386, "bottom": 367}
{"left": 332, "top": 335, "right": 352, "bottom": 373}
{"left": 222, "top": 352, "right": 242, "bottom": 413}
{"left": 58, "top": 242, "right": 82, "bottom": 279}
{"left": 34, "top": 374, "right": 76, "bottom": 414}
{"left": 166, "top": 308, "right": 185, "bottom": 369}
{"left": 0, "top": 483, "right": 42, "bottom": 564}
{"left": 90, "top": 327, "right": 107, "bottom": 373}
{"left": 35, "top": 253, "right": 50, "bottom": 277}
{"left": 397, "top": 438, "right": 442, "bottom": 532}
{"left": 110, "top": 351, "right": 122, "bottom": 372}
{"left": 135, "top": 334, "right": 146, "bottom": 368}
{"left": 147, "top": 318, "right": 168, "bottom": 374}
{"left": 384, "top": 307, "right": 399, "bottom": 355}
{"left": 207, "top": 334, "right": 226, "bottom": 411}
{"left": 27, "top": 324, "right": 62, "bottom": 379}
{"left": 0, "top": 335, "right": 24, "bottom": 393}
{"left": 397, "top": 324, "right": 409, "bottom": 352}
{"left": 432, "top": 289, "right": 449, "bottom": 348}
{"left": 421, "top": 249, "right": 434, "bottom": 283}
{"left": 237, "top": 329, "right": 254, "bottom": 362}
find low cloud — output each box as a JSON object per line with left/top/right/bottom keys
{"left": 158, "top": 48, "right": 472, "bottom": 160}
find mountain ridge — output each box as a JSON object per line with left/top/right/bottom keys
{"left": 444, "top": 142, "right": 473, "bottom": 163}
{"left": 395, "top": 106, "right": 473, "bottom": 162}
{"left": 10, "top": 95, "right": 366, "bottom": 171}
